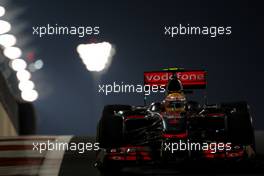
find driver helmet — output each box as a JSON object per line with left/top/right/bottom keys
{"left": 164, "top": 92, "right": 186, "bottom": 113}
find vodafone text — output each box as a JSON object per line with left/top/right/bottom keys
{"left": 145, "top": 72, "right": 205, "bottom": 83}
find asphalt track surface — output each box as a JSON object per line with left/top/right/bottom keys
{"left": 58, "top": 132, "right": 264, "bottom": 176}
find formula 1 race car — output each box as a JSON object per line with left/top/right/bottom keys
{"left": 95, "top": 68, "right": 255, "bottom": 173}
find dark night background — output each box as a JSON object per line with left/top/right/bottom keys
{"left": 4, "top": 0, "right": 263, "bottom": 135}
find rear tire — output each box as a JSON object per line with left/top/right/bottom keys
{"left": 102, "top": 105, "right": 131, "bottom": 116}
{"left": 221, "top": 101, "right": 249, "bottom": 114}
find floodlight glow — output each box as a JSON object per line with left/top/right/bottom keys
{"left": 11, "top": 59, "right": 27, "bottom": 71}
{"left": 0, "top": 20, "right": 11, "bottom": 34}
{"left": 16, "top": 69, "right": 31, "bottom": 81}
{"left": 0, "top": 34, "right": 16, "bottom": 47}
{"left": 0, "top": 6, "right": 5, "bottom": 17}
{"left": 21, "top": 89, "right": 38, "bottom": 102}
{"left": 18, "top": 80, "right": 35, "bottom": 91}
{"left": 28, "top": 63, "right": 37, "bottom": 72}
{"left": 76, "top": 42, "right": 114, "bottom": 72}
{"left": 3, "top": 46, "right": 22, "bottom": 59}
{"left": 34, "top": 59, "right": 44, "bottom": 69}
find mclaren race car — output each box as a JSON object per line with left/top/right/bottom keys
{"left": 95, "top": 68, "right": 255, "bottom": 172}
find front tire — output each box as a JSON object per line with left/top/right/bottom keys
{"left": 224, "top": 102, "right": 256, "bottom": 158}
{"left": 97, "top": 105, "right": 131, "bottom": 148}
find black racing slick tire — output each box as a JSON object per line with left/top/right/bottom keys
{"left": 227, "top": 112, "right": 254, "bottom": 145}
{"left": 224, "top": 102, "right": 255, "bottom": 148}
{"left": 102, "top": 104, "right": 131, "bottom": 116}
{"left": 221, "top": 101, "right": 249, "bottom": 114}
{"left": 97, "top": 105, "right": 131, "bottom": 148}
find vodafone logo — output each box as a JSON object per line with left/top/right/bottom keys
{"left": 144, "top": 71, "right": 206, "bottom": 87}
{"left": 176, "top": 72, "right": 205, "bottom": 81}
{"left": 146, "top": 73, "right": 173, "bottom": 82}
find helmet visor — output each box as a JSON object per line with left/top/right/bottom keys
{"left": 166, "top": 101, "right": 185, "bottom": 109}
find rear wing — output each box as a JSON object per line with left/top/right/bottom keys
{"left": 144, "top": 70, "right": 207, "bottom": 89}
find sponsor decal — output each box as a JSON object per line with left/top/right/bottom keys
{"left": 144, "top": 71, "right": 206, "bottom": 88}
